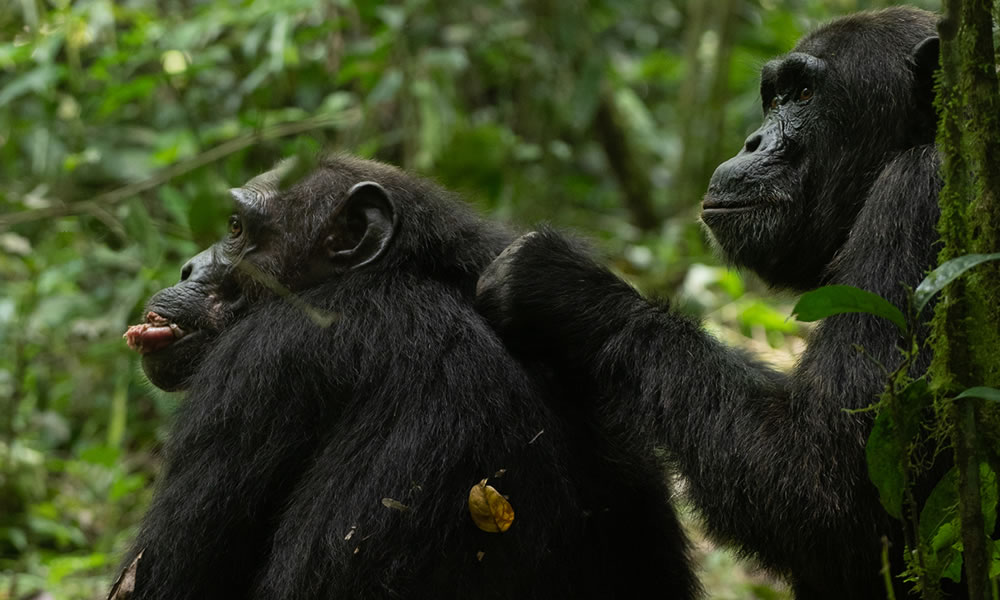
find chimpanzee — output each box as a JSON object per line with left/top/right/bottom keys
{"left": 476, "top": 7, "right": 947, "bottom": 600}
{"left": 115, "top": 156, "right": 699, "bottom": 600}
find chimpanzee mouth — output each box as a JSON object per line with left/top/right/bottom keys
{"left": 124, "top": 311, "right": 193, "bottom": 355}
{"left": 701, "top": 197, "right": 762, "bottom": 215}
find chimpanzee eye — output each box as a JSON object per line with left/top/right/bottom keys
{"left": 228, "top": 215, "right": 243, "bottom": 238}
{"left": 799, "top": 87, "right": 813, "bottom": 101}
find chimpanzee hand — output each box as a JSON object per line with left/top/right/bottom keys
{"left": 475, "top": 227, "right": 646, "bottom": 368}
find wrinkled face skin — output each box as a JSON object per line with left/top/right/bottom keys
{"left": 700, "top": 9, "right": 938, "bottom": 290}
{"left": 125, "top": 159, "right": 398, "bottom": 391}
{"left": 701, "top": 51, "right": 823, "bottom": 288}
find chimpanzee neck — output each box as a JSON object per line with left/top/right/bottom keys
{"left": 183, "top": 273, "right": 479, "bottom": 419}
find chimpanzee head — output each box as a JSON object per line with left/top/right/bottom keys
{"left": 126, "top": 155, "right": 508, "bottom": 391}
{"left": 701, "top": 7, "right": 939, "bottom": 290}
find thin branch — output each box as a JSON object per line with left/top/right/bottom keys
{"left": 0, "top": 111, "right": 361, "bottom": 229}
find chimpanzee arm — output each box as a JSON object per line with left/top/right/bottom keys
{"left": 476, "top": 147, "right": 941, "bottom": 595}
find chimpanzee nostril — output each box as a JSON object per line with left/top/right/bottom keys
{"left": 744, "top": 133, "right": 763, "bottom": 153}
{"left": 178, "top": 248, "right": 214, "bottom": 283}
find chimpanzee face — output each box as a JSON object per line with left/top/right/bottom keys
{"left": 700, "top": 18, "right": 939, "bottom": 290}
{"left": 125, "top": 160, "right": 398, "bottom": 391}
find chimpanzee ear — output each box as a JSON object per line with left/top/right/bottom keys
{"left": 912, "top": 36, "right": 940, "bottom": 106}
{"left": 325, "top": 181, "right": 398, "bottom": 271}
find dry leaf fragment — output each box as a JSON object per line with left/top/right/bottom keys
{"left": 468, "top": 479, "right": 514, "bottom": 533}
{"left": 107, "top": 549, "right": 143, "bottom": 600}
{"left": 381, "top": 497, "right": 410, "bottom": 512}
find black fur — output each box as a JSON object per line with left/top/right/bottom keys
{"left": 476, "top": 8, "right": 952, "bottom": 599}
{"left": 118, "top": 156, "right": 699, "bottom": 599}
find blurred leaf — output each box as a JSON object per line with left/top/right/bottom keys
{"left": 896, "top": 378, "right": 932, "bottom": 441}
{"left": 941, "top": 541, "right": 964, "bottom": 582}
{"left": 1, "top": 527, "right": 29, "bottom": 551}
{"left": 792, "top": 285, "right": 906, "bottom": 332}
{"left": 914, "top": 252, "right": 1000, "bottom": 315}
{"left": 740, "top": 301, "right": 799, "bottom": 334}
{"left": 421, "top": 48, "right": 469, "bottom": 72}
{"left": 0, "top": 65, "right": 64, "bottom": 107}
{"left": 26, "top": 513, "right": 86, "bottom": 548}
{"left": 866, "top": 410, "right": 904, "bottom": 519}
{"left": 99, "top": 75, "right": 159, "bottom": 117}
{"left": 46, "top": 553, "right": 109, "bottom": 584}
{"left": 367, "top": 68, "right": 403, "bottom": 105}
{"left": 991, "top": 541, "right": 1000, "bottom": 579}
{"left": 920, "top": 468, "right": 958, "bottom": 547}
{"left": 110, "top": 474, "right": 148, "bottom": 502}
{"left": 569, "top": 55, "right": 604, "bottom": 131}
{"left": 716, "top": 269, "right": 745, "bottom": 299}
{"left": 919, "top": 464, "right": 998, "bottom": 582}
{"left": 954, "top": 386, "right": 1000, "bottom": 403}
{"left": 79, "top": 445, "right": 121, "bottom": 468}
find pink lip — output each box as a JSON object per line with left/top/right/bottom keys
{"left": 124, "top": 312, "right": 186, "bottom": 354}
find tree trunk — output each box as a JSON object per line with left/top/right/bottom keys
{"left": 930, "top": 0, "right": 1000, "bottom": 598}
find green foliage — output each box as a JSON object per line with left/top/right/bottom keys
{"left": 867, "top": 379, "right": 933, "bottom": 520}
{"left": 794, "top": 255, "right": 1000, "bottom": 597}
{"left": 919, "top": 464, "right": 998, "bottom": 583}
{"left": 791, "top": 284, "right": 908, "bottom": 332}
{"left": 867, "top": 409, "right": 906, "bottom": 519}
{"left": 955, "top": 387, "right": 1000, "bottom": 403}
{"left": 914, "top": 253, "right": 1000, "bottom": 316}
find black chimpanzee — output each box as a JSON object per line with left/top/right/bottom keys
{"left": 115, "top": 156, "right": 699, "bottom": 600}
{"left": 477, "top": 7, "right": 948, "bottom": 600}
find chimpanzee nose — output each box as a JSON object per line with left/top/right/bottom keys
{"left": 180, "top": 248, "right": 214, "bottom": 283}
{"left": 739, "top": 124, "right": 780, "bottom": 156}
{"left": 744, "top": 133, "right": 764, "bottom": 153}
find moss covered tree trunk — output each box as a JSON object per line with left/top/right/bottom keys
{"left": 931, "top": 1, "right": 1000, "bottom": 598}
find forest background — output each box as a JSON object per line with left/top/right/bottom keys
{"left": 0, "top": 0, "right": 943, "bottom": 598}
